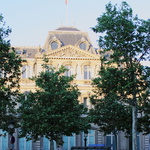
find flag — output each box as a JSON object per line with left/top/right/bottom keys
{"left": 65, "top": 0, "right": 68, "bottom": 5}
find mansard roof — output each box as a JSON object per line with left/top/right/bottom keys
{"left": 13, "top": 26, "right": 98, "bottom": 58}
{"left": 55, "top": 26, "right": 80, "bottom": 31}
{"left": 44, "top": 26, "right": 96, "bottom": 54}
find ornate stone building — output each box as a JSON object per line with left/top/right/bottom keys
{"left": 0, "top": 26, "right": 149, "bottom": 150}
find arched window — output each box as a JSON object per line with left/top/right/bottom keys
{"left": 83, "top": 97, "right": 87, "bottom": 108}
{"left": 84, "top": 65, "right": 91, "bottom": 79}
{"left": 43, "top": 137, "right": 56, "bottom": 150}
{"left": 22, "top": 65, "right": 31, "bottom": 79}
{"left": 51, "top": 41, "right": 58, "bottom": 50}
{"left": 79, "top": 42, "right": 86, "bottom": 50}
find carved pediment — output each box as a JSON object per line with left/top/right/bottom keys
{"left": 45, "top": 45, "right": 99, "bottom": 60}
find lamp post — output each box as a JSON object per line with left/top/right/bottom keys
{"left": 84, "top": 133, "right": 88, "bottom": 147}
{"left": 8, "top": 123, "right": 15, "bottom": 150}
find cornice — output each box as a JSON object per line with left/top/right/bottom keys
{"left": 35, "top": 45, "right": 100, "bottom": 61}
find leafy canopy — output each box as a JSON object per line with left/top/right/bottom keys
{"left": 18, "top": 65, "right": 90, "bottom": 144}
{"left": 90, "top": 1, "right": 150, "bottom": 137}
{"left": 0, "top": 14, "right": 22, "bottom": 134}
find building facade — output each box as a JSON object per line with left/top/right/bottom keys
{"left": 0, "top": 26, "right": 149, "bottom": 150}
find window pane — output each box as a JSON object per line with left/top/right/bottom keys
{"left": 70, "top": 135, "right": 75, "bottom": 148}
{"left": 22, "top": 65, "right": 30, "bottom": 79}
{"left": 106, "top": 136, "right": 111, "bottom": 147}
{"left": 65, "top": 66, "right": 72, "bottom": 77}
{"left": 0, "top": 130, "right": 8, "bottom": 150}
{"left": 63, "top": 135, "right": 75, "bottom": 150}
{"left": 63, "top": 136, "right": 68, "bottom": 150}
{"left": 51, "top": 42, "right": 58, "bottom": 50}
{"left": 88, "top": 130, "right": 95, "bottom": 145}
{"left": 79, "top": 43, "right": 86, "bottom": 50}
{"left": 22, "top": 65, "right": 26, "bottom": 78}
{"left": 43, "top": 137, "right": 50, "bottom": 150}
{"left": 19, "top": 138, "right": 24, "bottom": 150}
{"left": 19, "top": 137, "right": 32, "bottom": 150}
{"left": 84, "top": 66, "right": 91, "bottom": 79}
{"left": 26, "top": 140, "right": 32, "bottom": 150}
{"left": 83, "top": 97, "right": 87, "bottom": 108}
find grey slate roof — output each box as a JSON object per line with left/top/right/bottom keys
{"left": 47, "top": 26, "right": 91, "bottom": 47}
{"left": 14, "top": 47, "right": 38, "bottom": 58}
{"left": 51, "top": 33, "right": 88, "bottom": 46}
{"left": 13, "top": 26, "right": 96, "bottom": 58}
{"left": 56, "top": 26, "right": 80, "bottom": 31}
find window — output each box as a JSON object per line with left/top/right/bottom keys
{"left": 0, "top": 130, "right": 8, "bottom": 150}
{"left": 88, "top": 130, "right": 95, "bottom": 145}
{"left": 106, "top": 134, "right": 115, "bottom": 150}
{"left": 41, "top": 49, "right": 45, "bottom": 53}
{"left": 65, "top": 66, "right": 72, "bottom": 77}
{"left": 16, "top": 50, "right": 22, "bottom": 54}
{"left": 84, "top": 65, "right": 91, "bottom": 79}
{"left": 0, "top": 69, "right": 5, "bottom": 78}
{"left": 43, "top": 137, "right": 50, "bottom": 150}
{"left": 83, "top": 97, "right": 87, "bottom": 108}
{"left": 19, "top": 137, "right": 32, "bottom": 150}
{"left": 82, "top": 130, "right": 95, "bottom": 146}
{"left": 43, "top": 137, "right": 56, "bottom": 150}
{"left": 79, "top": 42, "right": 86, "bottom": 50}
{"left": 45, "top": 65, "right": 53, "bottom": 72}
{"left": 22, "top": 65, "right": 31, "bottom": 79}
{"left": 63, "top": 134, "right": 75, "bottom": 150}
{"left": 51, "top": 41, "right": 58, "bottom": 50}
{"left": 23, "top": 50, "right": 27, "bottom": 54}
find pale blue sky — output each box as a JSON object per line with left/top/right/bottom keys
{"left": 0, "top": 0, "right": 150, "bottom": 48}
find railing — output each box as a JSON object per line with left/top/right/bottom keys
{"left": 71, "top": 146, "right": 111, "bottom": 150}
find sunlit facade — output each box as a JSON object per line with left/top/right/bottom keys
{"left": 1, "top": 26, "right": 149, "bottom": 150}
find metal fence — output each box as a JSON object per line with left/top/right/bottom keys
{"left": 71, "top": 146, "right": 111, "bottom": 150}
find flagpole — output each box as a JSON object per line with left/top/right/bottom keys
{"left": 65, "top": 0, "right": 68, "bottom": 26}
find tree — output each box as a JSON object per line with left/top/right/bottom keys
{"left": 90, "top": 94, "right": 132, "bottom": 150}
{"left": 0, "top": 14, "right": 22, "bottom": 134}
{"left": 91, "top": 2, "right": 150, "bottom": 150}
{"left": 18, "top": 65, "right": 90, "bottom": 146}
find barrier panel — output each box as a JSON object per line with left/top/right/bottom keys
{"left": 71, "top": 146, "right": 111, "bottom": 150}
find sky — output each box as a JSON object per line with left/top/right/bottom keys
{"left": 0, "top": 0, "right": 149, "bottom": 48}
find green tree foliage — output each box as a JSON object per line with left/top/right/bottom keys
{"left": 18, "top": 65, "right": 90, "bottom": 144}
{"left": 0, "top": 14, "right": 22, "bottom": 134}
{"left": 90, "top": 2, "right": 150, "bottom": 150}
{"left": 90, "top": 95, "right": 132, "bottom": 135}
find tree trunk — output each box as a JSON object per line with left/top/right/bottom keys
{"left": 50, "top": 140, "right": 54, "bottom": 150}
{"left": 114, "top": 133, "right": 118, "bottom": 150}
{"left": 129, "top": 135, "right": 132, "bottom": 150}
{"left": 132, "top": 105, "right": 137, "bottom": 150}
{"left": 112, "top": 129, "right": 118, "bottom": 150}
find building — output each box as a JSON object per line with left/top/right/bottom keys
{"left": 0, "top": 26, "right": 149, "bottom": 150}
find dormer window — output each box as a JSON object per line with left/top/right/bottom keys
{"left": 23, "top": 50, "right": 27, "bottom": 54}
{"left": 48, "top": 36, "right": 62, "bottom": 51}
{"left": 76, "top": 37, "right": 90, "bottom": 51}
{"left": 41, "top": 49, "right": 46, "bottom": 53}
{"left": 16, "top": 50, "right": 22, "bottom": 54}
{"left": 79, "top": 42, "right": 86, "bottom": 50}
{"left": 51, "top": 41, "right": 58, "bottom": 50}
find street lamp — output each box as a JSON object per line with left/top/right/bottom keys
{"left": 8, "top": 122, "right": 15, "bottom": 150}
{"left": 84, "top": 133, "right": 88, "bottom": 147}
